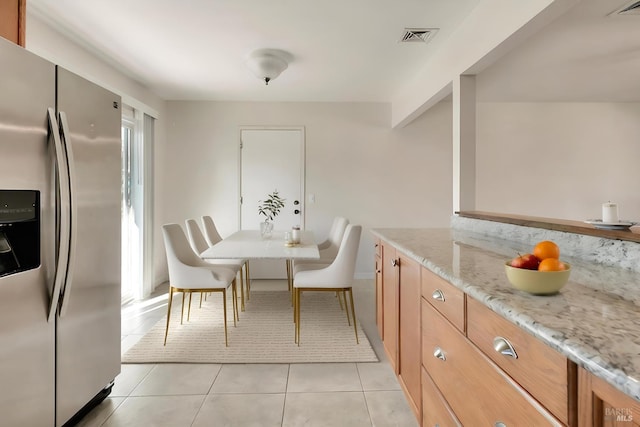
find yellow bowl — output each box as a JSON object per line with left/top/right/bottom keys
{"left": 504, "top": 262, "right": 571, "bottom": 295}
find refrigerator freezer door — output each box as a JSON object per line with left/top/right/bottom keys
{"left": 0, "top": 38, "right": 56, "bottom": 426}
{"left": 55, "top": 67, "right": 122, "bottom": 427}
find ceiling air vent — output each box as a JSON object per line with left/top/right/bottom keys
{"left": 610, "top": 0, "right": 640, "bottom": 15}
{"left": 399, "top": 28, "right": 438, "bottom": 44}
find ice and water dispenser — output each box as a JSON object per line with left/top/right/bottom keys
{"left": 0, "top": 190, "right": 40, "bottom": 277}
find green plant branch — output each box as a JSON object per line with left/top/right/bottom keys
{"left": 258, "top": 190, "right": 286, "bottom": 221}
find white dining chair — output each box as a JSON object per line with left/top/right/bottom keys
{"left": 293, "top": 224, "right": 362, "bottom": 345}
{"left": 185, "top": 219, "right": 246, "bottom": 311}
{"left": 289, "top": 216, "right": 349, "bottom": 296}
{"left": 318, "top": 216, "right": 350, "bottom": 259}
{"left": 162, "top": 223, "right": 239, "bottom": 346}
{"left": 201, "top": 215, "right": 252, "bottom": 300}
{"left": 294, "top": 217, "right": 349, "bottom": 267}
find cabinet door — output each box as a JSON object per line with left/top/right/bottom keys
{"left": 578, "top": 367, "right": 640, "bottom": 427}
{"left": 399, "top": 253, "right": 422, "bottom": 420}
{"left": 0, "top": 0, "right": 25, "bottom": 46}
{"left": 382, "top": 242, "right": 398, "bottom": 372}
{"left": 375, "top": 240, "right": 383, "bottom": 339}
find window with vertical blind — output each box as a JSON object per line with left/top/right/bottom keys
{"left": 120, "top": 104, "right": 155, "bottom": 301}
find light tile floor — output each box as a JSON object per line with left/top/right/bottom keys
{"left": 78, "top": 279, "right": 418, "bottom": 427}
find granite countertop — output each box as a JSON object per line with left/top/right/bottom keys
{"left": 371, "top": 227, "right": 640, "bottom": 402}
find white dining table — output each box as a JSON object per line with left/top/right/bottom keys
{"left": 200, "top": 229, "right": 320, "bottom": 261}
{"left": 200, "top": 230, "right": 320, "bottom": 309}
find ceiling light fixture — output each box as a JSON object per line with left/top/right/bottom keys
{"left": 246, "top": 49, "right": 289, "bottom": 85}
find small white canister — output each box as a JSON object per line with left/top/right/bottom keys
{"left": 291, "top": 226, "right": 301, "bottom": 244}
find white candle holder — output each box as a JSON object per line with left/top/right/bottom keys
{"left": 602, "top": 202, "right": 619, "bottom": 224}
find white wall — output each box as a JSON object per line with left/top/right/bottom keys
{"left": 25, "top": 13, "right": 165, "bottom": 118}
{"left": 476, "top": 102, "right": 640, "bottom": 221}
{"left": 391, "top": 0, "right": 578, "bottom": 128}
{"left": 156, "top": 100, "right": 453, "bottom": 283}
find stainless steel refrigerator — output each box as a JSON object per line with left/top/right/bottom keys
{"left": 0, "top": 37, "right": 121, "bottom": 426}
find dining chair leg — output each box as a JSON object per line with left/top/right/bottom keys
{"left": 239, "top": 268, "right": 245, "bottom": 311}
{"left": 343, "top": 290, "right": 352, "bottom": 326}
{"left": 293, "top": 285, "right": 297, "bottom": 323}
{"left": 245, "top": 261, "right": 251, "bottom": 299}
{"left": 187, "top": 291, "right": 193, "bottom": 321}
{"left": 294, "top": 287, "right": 298, "bottom": 343}
{"left": 222, "top": 288, "right": 228, "bottom": 347}
{"left": 180, "top": 291, "right": 186, "bottom": 324}
{"left": 232, "top": 278, "right": 238, "bottom": 325}
{"left": 336, "top": 291, "right": 344, "bottom": 310}
{"left": 286, "top": 258, "right": 291, "bottom": 295}
{"left": 348, "top": 287, "right": 359, "bottom": 344}
{"left": 296, "top": 288, "right": 302, "bottom": 346}
{"left": 285, "top": 259, "right": 290, "bottom": 290}
{"left": 200, "top": 292, "right": 204, "bottom": 308}
{"left": 164, "top": 287, "right": 174, "bottom": 346}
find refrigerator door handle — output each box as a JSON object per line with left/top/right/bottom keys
{"left": 57, "top": 111, "right": 78, "bottom": 318}
{"left": 47, "top": 108, "right": 71, "bottom": 322}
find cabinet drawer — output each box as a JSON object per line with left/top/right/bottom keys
{"left": 466, "top": 297, "right": 570, "bottom": 425}
{"left": 422, "top": 301, "right": 560, "bottom": 426}
{"left": 422, "top": 367, "right": 460, "bottom": 427}
{"left": 421, "top": 268, "right": 464, "bottom": 332}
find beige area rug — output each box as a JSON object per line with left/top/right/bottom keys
{"left": 122, "top": 291, "right": 378, "bottom": 364}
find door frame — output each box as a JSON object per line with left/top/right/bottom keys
{"left": 121, "top": 112, "right": 136, "bottom": 304}
{"left": 238, "top": 126, "right": 306, "bottom": 230}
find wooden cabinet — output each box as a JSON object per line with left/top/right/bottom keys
{"left": 374, "top": 239, "right": 383, "bottom": 338}
{"left": 422, "top": 300, "right": 560, "bottom": 425}
{"left": 0, "top": 0, "right": 26, "bottom": 46}
{"left": 398, "top": 252, "right": 421, "bottom": 420}
{"left": 467, "top": 297, "right": 576, "bottom": 426}
{"left": 381, "top": 241, "right": 398, "bottom": 371}
{"left": 378, "top": 240, "right": 422, "bottom": 420}
{"left": 579, "top": 367, "right": 640, "bottom": 427}
{"left": 375, "top": 235, "right": 636, "bottom": 427}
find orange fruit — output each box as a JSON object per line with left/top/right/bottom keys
{"left": 538, "top": 258, "right": 566, "bottom": 272}
{"left": 533, "top": 240, "right": 560, "bottom": 261}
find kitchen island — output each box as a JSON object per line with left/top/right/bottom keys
{"left": 372, "top": 220, "right": 639, "bottom": 426}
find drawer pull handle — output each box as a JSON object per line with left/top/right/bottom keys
{"left": 495, "top": 423, "right": 506, "bottom": 427}
{"left": 431, "top": 289, "right": 445, "bottom": 302}
{"left": 493, "top": 336, "right": 518, "bottom": 359}
{"left": 433, "top": 347, "right": 446, "bottom": 361}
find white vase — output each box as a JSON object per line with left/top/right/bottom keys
{"left": 260, "top": 221, "right": 273, "bottom": 239}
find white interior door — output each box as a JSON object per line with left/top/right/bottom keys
{"left": 240, "top": 128, "right": 304, "bottom": 279}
